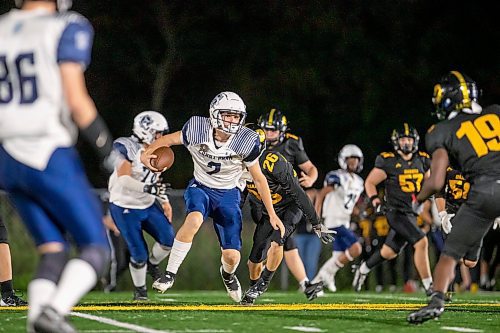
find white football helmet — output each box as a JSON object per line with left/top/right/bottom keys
{"left": 133, "top": 111, "right": 169, "bottom": 145}
{"left": 209, "top": 91, "right": 246, "bottom": 134}
{"left": 15, "top": 0, "right": 72, "bottom": 12}
{"left": 338, "top": 144, "right": 363, "bottom": 172}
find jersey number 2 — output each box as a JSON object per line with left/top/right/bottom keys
{"left": 456, "top": 114, "right": 500, "bottom": 157}
{"left": 0, "top": 53, "right": 38, "bottom": 104}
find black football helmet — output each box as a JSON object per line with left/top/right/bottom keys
{"left": 391, "top": 123, "right": 419, "bottom": 154}
{"left": 257, "top": 108, "right": 288, "bottom": 143}
{"left": 245, "top": 123, "right": 267, "bottom": 154}
{"left": 432, "top": 71, "right": 480, "bottom": 120}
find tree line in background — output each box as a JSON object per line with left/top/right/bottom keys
{"left": 2, "top": 1, "right": 499, "bottom": 188}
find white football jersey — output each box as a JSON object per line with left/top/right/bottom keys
{"left": 0, "top": 9, "right": 94, "bottom": 170}
{"left": 108, "top": 137, "right": 162, "bottom": 209}
{"left": 322, "top": 169, "right": 364, "bottom": 228}
{"left": 181, "top": 116, "right": 260, "bottom": 189}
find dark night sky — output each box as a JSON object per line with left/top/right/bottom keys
{"left": 2, "top": 1, "right": 499, "bottom": 188}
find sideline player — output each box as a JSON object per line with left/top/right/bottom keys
{"left": 0, "top": 1, "right": 115, "bottom": 331}
{"left": 141, "top": 92, "right": 284, "bottom": 302}
{"left": 408, "top": 71, "right": 500, "bottom": 323}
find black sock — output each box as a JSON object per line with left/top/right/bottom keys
{"left": 250, "top": 279, "right": 259, "bottom": 287}
{"left": 366, "top": 251, "right": 385, "bottom": 270}
{"left": 432, "top": 291, "right": 445, "bottom": 301}
{"left": 221, "top": 269, "right": 233, "bottom": 280}
{"left": 261, "top": 268, "right": 275, "bottom": 283}
{"left": 0, "top": 280, "right": 13, "bottom": 297}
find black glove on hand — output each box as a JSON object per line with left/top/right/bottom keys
{"left": 143, "top": 183, "right": 168, "bottom": 197}
{"left": 312, "top": 224, "right": 336, "bottom": 244}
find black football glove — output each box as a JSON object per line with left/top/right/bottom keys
{"left": 143, "top": 183, "right": 169, "bottom": 197}
{"left": 312, "top": 224, "right": 336, "bottom": 244}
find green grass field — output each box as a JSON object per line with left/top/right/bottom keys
{"left": 1, "top": 290, "right": 498, "bottom": 332}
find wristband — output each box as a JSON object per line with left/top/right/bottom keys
{"left": 369, "top": 195, "right": 379, "bottom": 203}
{"left": 80, "top": 115, "right": 113, "bottom": 161}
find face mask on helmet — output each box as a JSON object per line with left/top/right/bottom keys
{"left": 338, "top": 144, "right": 363, "bottom": 173}
{"left": 15, "top": 0, "right": 72, "bottom": 12}
{"left": 257, "top": 108, "right": 288, "bottom": 143}
{"left": 391, "top": 123, "right": 419, "bottom": 154}
{"left": 245, "top": 123, "right": 267, "bottom": 155}
{"left": 133, "top": 111, "right": 169, "bottom": 145}
{"left": 432, "top": 71, "right": 480, "bottom": 120}
{"left": 209, "top": 92, "right": 246, "bottom": 135}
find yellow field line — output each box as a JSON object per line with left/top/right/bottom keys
{"left": 1, "top": 303, "right": 499, "bottom": 312}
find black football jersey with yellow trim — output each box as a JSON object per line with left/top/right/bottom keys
{"left": 267, "top": 133, "right": 310, "bottom": 169}
{"left": 436, "top": 167, "right": 470, "bottom": 214}
{"left": 374, "top": 151, "right": 431, "bottom": 213}
{"left": 246, "top": 151, "right": 318, "bottom": 224}
{"left": 425, "top": 105, "right": 500, "bottom": 181}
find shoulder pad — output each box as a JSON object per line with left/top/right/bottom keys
{"left": 418, "top": 151, "right": 430, "bottom": 158}
{"left": 379, "top": 152, "right": 395, "bottom": 158}
{"left": 285, "top": 133, "right": 299, "bottom": 141}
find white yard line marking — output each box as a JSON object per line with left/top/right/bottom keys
{"left": 283, "top": 327, "right": 326, "bottom": 332}
{"left": 441, "top": 327, "right": 484, "bottom": 333}
{"left": 72, "top": 312, "right": 172, "bottom": 333}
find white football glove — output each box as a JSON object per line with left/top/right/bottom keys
{"left": 494, "top": 217, "right": 500, "bottom": 230}
{"left": 312, "top": 224, "right": 336, "bottom": 244}
{"left": 438, "top": 211, "right": 455, "bottom": 235}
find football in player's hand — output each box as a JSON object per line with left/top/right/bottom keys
{"left": 151, "top": 146, "right": 174, "bottom": 171}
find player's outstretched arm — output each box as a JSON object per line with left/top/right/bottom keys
{"left": 141, "top": 131, "right": 182, "bottom": 171}
{"left": 248, "top": 163, "right": 285, "bottom": 237}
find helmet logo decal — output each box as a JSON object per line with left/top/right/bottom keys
{"left": 140, "top": 115, "right": 153, "bottom": 130}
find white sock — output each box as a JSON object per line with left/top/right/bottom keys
{"left": 50, "top": 259, "right": 97, "bottom": 316}
{"left": 129, "top": 262, "right": 147, "bottom": 288}
{"left": 422, "top": 277, "right": 433, "bottom": 290}
{"left": 360, "top": 262, "right": 371, "bottom": 275}
{"left": 221, "top": 256, "right": 239, "bottom": 275}
{"left": 299, "top": 278, "right": 309, "bottom": 289}
{"left": 166, "top": 239, "right": 192, "bottom": 274}
{"left": 149, "top": 242, "right": 171, "bottom": 265}
{"left": 27, "top": 279, "right": 57, "bottom": 323}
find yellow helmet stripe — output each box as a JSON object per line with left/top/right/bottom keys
{"left": 451, "top": 71, "right": 470, "bottom": 104}
{"left": 268, "top": 108, "right": 276, "bottom": 126}
{"left": 404, "top": 123, "right": 409, "bottom": 136}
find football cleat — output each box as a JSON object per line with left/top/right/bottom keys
{"left": 352, "top": 263, "right": 368, "bottom": 292}
{"left": 133, "top": 286, "right": 148, "bottom": 301}
{"left": 0, "top": 292, "right": 27, "bottom": 306}
{"left": 152, "top": 271, "right": 175, "bottom": 293}
{"left": 219, "top": 266, "right": 242, "bottom": 302}
{"left": 407, "top": 297, "right": 445, "bottom": 324}
{"left": 147, "top": 261, "right": 162, "bottom": 282}
{"left": 304, "top": 281, "right": 324, "bottom": 301}
{"left": 240, "top": 293, "right": 256, "bottom": 306}
{"left": 33, "top": 306, "right": 77, "bottom": 333}
{"left": 242, "top": 278, "right": 269, "bottom": 305}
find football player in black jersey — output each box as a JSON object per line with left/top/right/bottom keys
{"left": 252, "top": 109, "right": 320, "bottom": 290}
{"left": 407, "top": 71, "right": 500, "bottom": 324}
{"left": 352, "top": 123, "right": 434, "bottom": 295}
{"left": 240, "top": 124, "right": 333, "bottom": 305}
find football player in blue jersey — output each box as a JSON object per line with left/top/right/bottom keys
{"left": 0, "top": 1, "right": 116, "bottom": 332}
{"left": 142, "top": 92, "right": 284, "bottom": 302}
{"left": 108, "top": 111, "right": 175, "bottom": 301}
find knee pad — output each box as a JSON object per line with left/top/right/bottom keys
{"left": 34, "top": 251, "right": 69, "bottom": 283}
{"left": 79, "top": 245, "right": 110, "bottom": 278}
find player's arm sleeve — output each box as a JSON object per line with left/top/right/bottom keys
{"left": 324, "top": 171, "right": 342, "bottom": 188}
{"left": 113, "top": 142, "right": 132, "bottom": 162}
{"left": 291, "top": 137, "right": 310, "bottom": 165}
{"left": 243, "top": 139, "right": 261, "bottom": 167}
{"left": 374, "top": 155, "right": 389, "bottom": 170}
{"left": 276, "top": 160, "right": 320, "bottom": 225}
{"left": 425, "top": 124, "right": 448, "bottom": 155}
{"left": 57, "top": 16, "right": 94, "bottom": 70}
{"left": 181, "top": 118, "right": 192, "bottom": 147}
